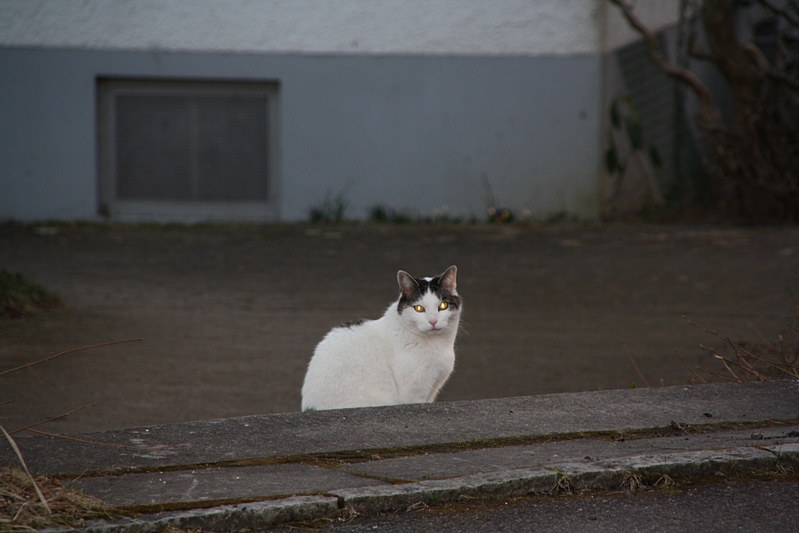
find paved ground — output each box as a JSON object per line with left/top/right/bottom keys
{"left": 1, "top": 222, "right": 797, "bottom": 433}
{"left": 275, "top": 479, "right": 799, "bottom": 533}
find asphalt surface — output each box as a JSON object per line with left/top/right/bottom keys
{"left": 279, "top": 480, "right": 799, "bottom": 533}
{"left": 2, "top": 223, "right": 798, "bottom": 434}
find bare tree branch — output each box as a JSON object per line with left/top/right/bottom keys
{"left": 759, "top": 0, "right": 799, "bottom": 27}
{"left": 624, "top": 343, "right": 651, "bottom": 387}
{"left": 9, "top": 404, "right": 96, "bottom": 435}
{"left": 609, "top": 0, "right": 718, "bottom": 124}
{"left": 0, "top": 339, "right": 143, "bottom": 378}
{"left": 766, "top": 68, "right": 799, "bottom": 91}
{"left": 675, "top": 350, "right": 708, "bottom": 384}
{"left": 1, "top": 425, "right": 51, "bottom": 514}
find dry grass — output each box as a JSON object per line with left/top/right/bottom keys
{"left": 625, "top": 274, "right": 799, "bottom": 387}
{"left": 1, "top": 340, "right": 144, "bottom": 530}
{"left": 0, "top": 466, "right": 113, "bottom": 531}
{"left": 678, "top": 315, "right": 799, "bottom": 384}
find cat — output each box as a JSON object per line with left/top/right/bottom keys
{"left": 301, "top": 266, "right": 461, "bottom": 411}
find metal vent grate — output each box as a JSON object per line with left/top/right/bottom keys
{"left": 115, "top": 93, "right": 270, "bottom": 202}
{"left": 616, "top": 33, "right": 677, "bottom": 188}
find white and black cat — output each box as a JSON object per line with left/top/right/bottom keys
{"left": 301, "top": 266, "right": 461, "bottom": 411}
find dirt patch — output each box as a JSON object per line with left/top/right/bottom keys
{"left": 1, "top": 223, "right": 797, "bottom": 433}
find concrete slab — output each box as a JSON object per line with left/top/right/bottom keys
{"left": 54, "top": 426, "right": 799, "bottom": 518}
{"left": 551, "top": 447, "right": 778, "bottom": 490}
{"left": 66, "top": 463, "right": 386, "bottom": 508}
{"left": 331, "top": 468, "right": 558, "bottom": 514}
{"left": 78, "top": 495, "right": 340, "bottom": 533}
{"left": 342, "top": 425, "right": 799, "bottom": 482}
{"left": 4, "top": 381, "right": 798, "bottom": 477}
{"left": 4, "top": 382, "right": 796, "bottom": 532}
{"left": 331, "top": 446, "right": 784, "bottom": 515}
{"left": 763, "top": 441, "right": 799, "bottom": 462}
{"left": 308, "top": 480, "right": 799, "bottom": 533}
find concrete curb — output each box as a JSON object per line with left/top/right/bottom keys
{"left": 11, "top": 381, "right": 798, "bottom": 478}
{"left": 331, "top": 445, "right": 797, "bottom": 514}
{"left": 550, "top": 447, "right": 777, "bottom": 491}
{"left": 53, "top": 444, "right": 798, "bottom": 532}
{"left": 59, "top": 496, "right": 340, "bottom": 533}
{"left": 330, "top": 468, "right": 558, "bottom": 514}
{"left": 21, "top": 382, "right": 796, "bottom": 531}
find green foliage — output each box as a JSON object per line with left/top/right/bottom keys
{"left": 625, "top": 114, "right": 644, "bottom": 150}
{"left": 308, "top": 190, "right": 349, "bottom": 223}
{"left": 367, "top": 204, "right": 390, "bottom": 222}
{"left": 606, "top": 95, "right": 662, "bottom": 174}
{"left": 605, "top": 145, "right": 624, "bottom": 175}
{"left": 0, "top": 269, "right": 62, "bottom": 318}
{"left": 648, "top": 145, "right": 662, "bottom": 168}
{"left": 368, "top": 204, "right": 466, "bottom": 224}
{"left": 367, "top": 204, "right": 414, "bottom": 224}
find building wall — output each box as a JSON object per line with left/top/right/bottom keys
{"left": 0, "top": 0, "right": 680, "bottom": 222}
{"left": 0, "top": 0, "right": 605, "bottom": 56}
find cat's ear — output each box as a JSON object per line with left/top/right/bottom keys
{"left": 440, "top": 265, "right": 457, "bottom": 292}
{"left": 397, "top": 270, "right": 419, "bottom": 297}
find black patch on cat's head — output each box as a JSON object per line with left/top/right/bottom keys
{"left": 338, "top": 318, "right": 365, "bottom": 329}
{"left": 397, "top": 266, "right": 461, "bottom": 314}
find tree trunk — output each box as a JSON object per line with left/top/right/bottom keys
{"left": 611, "top": 0, "right": 798, "bottom": 221}
{"left": 700, "top": 0, "right": 764, "bottom": 135}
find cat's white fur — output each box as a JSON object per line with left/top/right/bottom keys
{"left": 301, "top": 266, "right": 461, "bottom": 411}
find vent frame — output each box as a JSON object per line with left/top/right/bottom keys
{"left": 97, "top": 77, "right": 280, "bottom": 221}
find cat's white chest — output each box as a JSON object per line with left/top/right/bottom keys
{"left": 390, "top": 332, "right": 455, "bottom": 404}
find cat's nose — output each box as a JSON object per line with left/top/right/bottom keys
{"left": 428, "top": 317, "right": 438, "bottom": 327}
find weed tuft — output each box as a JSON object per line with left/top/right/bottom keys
{"left": 0, "top": 270, "right": 61, "bottom": 319}
{"left": 309, "top": 191, "right": 349, "bottom": 223}
{"left": 367, "top": 204, "right": 414, "bottom": 224}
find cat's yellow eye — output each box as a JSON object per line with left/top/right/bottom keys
{"left": 413, "top": 305, "right": 425, "bottom": 313}
{"left": 438, "top": 302, "right": 449, "bottom": 311}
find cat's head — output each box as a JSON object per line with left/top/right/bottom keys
{"left": 396, "top": 266, "right": 461, "bottom": 335}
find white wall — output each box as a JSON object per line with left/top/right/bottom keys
{"left": 0, "top": 0, "right": 683, "bottom": 222}
{"left": 0, "top": 48, "right": 604, "bottom": 222}
{"left": 1, "top": 0, "right": 607, "bottom": 56}
{"left": 1, "top": 0, "right": 682, "bottom": 56}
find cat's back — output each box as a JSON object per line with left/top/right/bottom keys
{"left": 301, "top": 317, "right": 397, "bottom": 410}
{"left": 314, "top": 318, "right": 384, "bottom": 357}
